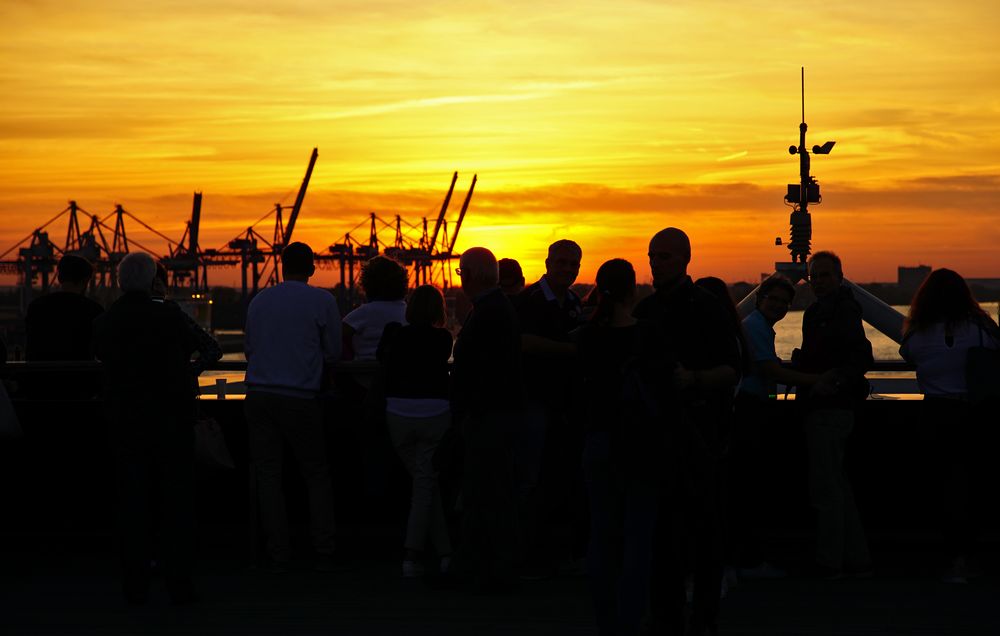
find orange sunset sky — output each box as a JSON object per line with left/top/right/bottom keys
{"left": 2, "top": 0, "right": 998, "bottom": 286}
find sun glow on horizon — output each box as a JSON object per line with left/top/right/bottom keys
{"left": 1, "top": 0, "right": 999, "bottom": 284}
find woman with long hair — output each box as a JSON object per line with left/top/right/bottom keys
{"left": 574, "top": 258, "right": 658, "bottom": 636}
{"left": 376, "top": 284, "right": 453, "bottom": 578}
{"left": 900, "top": 268, "right": 1000, "bottom": 583}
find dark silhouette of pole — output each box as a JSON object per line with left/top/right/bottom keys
{"left": 283, "top": 148, "right": 318, "bottom": 247}
{"left": 430, "top": 172, "right": 458, "bottom": 253}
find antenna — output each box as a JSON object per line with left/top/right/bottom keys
{"left": 801, "top": 66, "right": 805, "bottom": 124}
{"left": 777, "top": 68, "right": 837, "bottom": 280}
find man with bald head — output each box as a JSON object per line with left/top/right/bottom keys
{"left": 450, "top": 246, "right": 523, "bottom": 591}
{"left": 634, "top": 227, "right": 740, "bottom": 636}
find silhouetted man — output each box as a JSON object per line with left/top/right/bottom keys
{"left": 733, "top": 274, "right": 834, "bottom": 579}
{"left": 24, "top": 254, "right": 103, "bottom": 398}
{"left": 244, "top": 242, "right": 342, "bottom": 573}
{"left": 450, "top": 246, "right": 523, "bottom": 591}
{"left": 793, "top": 251, "right": 873, "bottom": 579}
{"left": 515, "top": 239, "right": 586, "bottom": 575}
{"left": 93, "top": 252, "right": 202, "bottom": 605}
{"left": 633, "top": 227, "right": 740, "bottom": 636}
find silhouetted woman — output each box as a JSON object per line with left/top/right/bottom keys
{"left": 574, "top": 259, "right": 658, "bottom": 636}
{"left": 900, "top": 268, "right": 1000, "bottom": 583}
{"left": 343, "top": 256, "right": 408, "bottom": 361}
{"left": 377, "top": 285, "right": 453, "bottom": 578}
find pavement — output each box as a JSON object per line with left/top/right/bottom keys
{"left": 3, "top": 528, "right": 999, "bottom": 636}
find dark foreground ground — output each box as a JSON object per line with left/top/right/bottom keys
{"left": 3, "top": 527, "right": 998, "bottom": 636}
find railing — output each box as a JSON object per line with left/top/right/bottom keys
{"left": 1, "top": 359, "right": 920, "bottom": 401}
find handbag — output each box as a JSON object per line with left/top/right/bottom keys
{"left": 965, "top": 323, "right": 1000, "bottom": 405}
{"left": 194, "top": 416, "right": 235, "bottom": 469}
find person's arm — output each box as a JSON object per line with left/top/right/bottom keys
{"left": 521, "top": 333, "right": 576, "bottom": 357}
{"left": 180, "top": 311, "right": 222, "bottom": 376}
{"left": 757, "top": 360, "right": 830, "bottom": 388}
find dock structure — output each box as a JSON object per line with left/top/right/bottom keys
{"left": 0, "top": 148, "right": 477, "bottom": 309}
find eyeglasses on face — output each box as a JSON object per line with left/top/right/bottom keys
{"left": 455, "top": 267, "right": 462, "bottom": 276}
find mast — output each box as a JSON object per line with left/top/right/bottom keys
{"left": 779, "top": 67, "right": 835, "bottom": 281}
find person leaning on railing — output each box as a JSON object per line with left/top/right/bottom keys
{"left": 899, "top": 268, "right": 1000, "bottom": 584}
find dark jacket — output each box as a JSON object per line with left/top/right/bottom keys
{"left": 24, "top": 291, "right": 105, "bottom": 399}
{"left": 93, "top": 292, "right": 201, "bottom": 432}
{"left": 451, "top": 287, "right": 523, "bottom": 421}
{"left": 632, "top": 276, "right": 741, "bottom": 405}
{"left": 793, "top": 285, "right": 874, "bottom": 407}
{"left": 632, "top": 276, "right": 741, "bottom": 471}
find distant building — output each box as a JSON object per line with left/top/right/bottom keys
{"left": 898, "top": 265, "right": 931, "bottom": 295}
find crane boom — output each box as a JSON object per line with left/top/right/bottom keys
{"left": 283, "top": 147, "right": 318, "bottom": 246}
{"left": 429, "top": 172, "right": 457, "bottom": 253}
{"left": 448, "top": 174, "right": 476, "bottom": 254}
{"left": 188, "top": 192, "right": 202, "bottom": 255}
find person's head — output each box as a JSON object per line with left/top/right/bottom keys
{"left": 57, "top": 254, "right": 93, "bottom": 293}
{"left": 118, "top": 252, "right": 157, "bottom": 295}
{"left": 807, "top": 251, "right": 843, "bottom": 298}
{"left": 152, "top": 262, "right": 169, "bottom": 298}
{"left": 360, "top": 255, "right": 408, "bottom": 302}
{"left": 544, "top": 240, "right": 582, "bottom": 292}
{"left": 281, "top": 242, "right": 315, "bottom": 281}
{"left": 694, "top": 276, "right": 730, "bottom": 306}
{"left": 591, "top": 259, "right": 636, "bottom": 326}
{"left": 904, "top": 268, "right": 989, "bottom": 336}
{"left": 648, "top": 228, "right": 691, "bottom": 288}
{"left": 755, "top": 275, "right": 796, "bottom": 325}
{"left": 458, "top": 247, "right": 498, "bottom": 297}
{"left": 406, "top": 284, "right": 447, "bottom": 328}
{"left": 498, "top": 258, "right": 525, "bottom": 296}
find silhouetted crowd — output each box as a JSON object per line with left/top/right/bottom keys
{"left": 4, "top": 229, "right": 1000, "bottom": 636}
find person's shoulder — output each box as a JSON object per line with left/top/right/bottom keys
{"left": 26, "top": 291, "right": 64, "bottom": 313}
{"left": 832, "top": 288, "right": 864, "bottom": 319}
{"left": 305, "top": 285, "right": 338, "bottom": 309}
{"left": 742, "top": 309, "right": 767, "bottom": 331}
{"left": 632, "top": 293, "right": 658, "bottom": 317}
{"left": 516, "top": 281, "right": 546, "bottom": 304}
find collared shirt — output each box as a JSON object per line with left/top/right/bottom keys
{"left": 245, "top": 281, "right": 342, "bottom": 398}
{"left": 740, "top": 309, "right": 779, "bottom": 399}
{"left": 517, "top": 276, "right": 583, "bottom": 341}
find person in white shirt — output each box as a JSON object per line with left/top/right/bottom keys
{"left": 244, "top": 242, "right": 342, "bottom": 572}
{"left": 342, "top": 256, "right": 408, "bottom": 361}
{"left": 900, "top": 268, "right": 1000, "bottom": 584}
